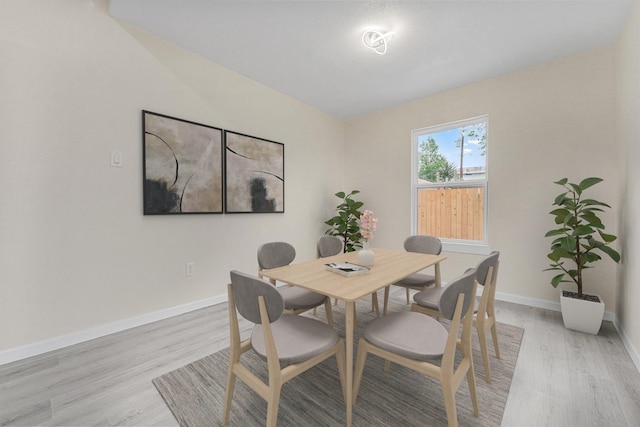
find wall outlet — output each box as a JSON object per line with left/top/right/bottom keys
{"left": 186, "top": 262, "right": 195, "bottom": 277}
{"left": 110, "top": 150, "right": 123, "bottom": 167}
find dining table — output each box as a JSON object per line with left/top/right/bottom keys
{"left": 259, "top": 247, "right": 446, "bottom": 426}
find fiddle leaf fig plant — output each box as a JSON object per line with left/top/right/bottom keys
{"left": 324, "top": 190, "right": 364, "bottom": 253}
{"left": 544, "top": 177, "right": 621, "bottom": 298}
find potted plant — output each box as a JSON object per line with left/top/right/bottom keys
{"left": 324, "top": 190, "right": 364, "bottom": 253}
{"left": 544, "top": 177, "right": 621, "bottom": 334}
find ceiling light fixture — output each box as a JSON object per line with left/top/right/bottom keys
{"left": 362, "top": 29, "right": 395, "bottom": 55}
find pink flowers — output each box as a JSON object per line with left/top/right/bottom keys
{"left": 359, "top": 209, "right": 378, "bottom": 242}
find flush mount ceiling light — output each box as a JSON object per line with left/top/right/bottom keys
{"left": 362, "top": 29, "right": 395, "bottom": 55}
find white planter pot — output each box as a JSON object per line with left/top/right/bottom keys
{"left": 560, "top": 290, "right": 604, "bottom": 335}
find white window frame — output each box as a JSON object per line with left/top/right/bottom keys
{"left": 410, "top": 115, "right": 491, "bottom": 255}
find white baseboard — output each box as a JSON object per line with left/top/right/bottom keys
{"left": 0, "top": 295, "right": 227, "bottom": 366}
{"left": 613, "top": 316, "right": 640, "bottom": 372}
{"left": 3, "top": 291, "right": 639, "bottom": 373}
{"left": 495, "top": 291, "right": 640, "bottom": 372}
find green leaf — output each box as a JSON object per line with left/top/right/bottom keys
{"left": 560, "top": 236, "right": 577, "bottom": 252}
{"left": 545, "top": 229, "right": 567, "bottom": 237}
{"left": 554, "top": 178, "right": 568, "bottom": 186}
{"left": 551, "top": 274, "right": 565, "bottom": 287}
{"left": 569, "top": 183, "right": 581, "bottom": 195}
{"left": 547, "top": 252, "right": 561, "bottom": 262}
{"left": 598, "top": 245, "right": 621, "bottom": 263}
{"left": 554, "top": 193, "right": 569, "bottom": 206}
{"left": 572, "top": 225, "right": 595, "bottom": 237}
{"left": 578, "top": 177, "right": 603, "bottom": 191}
{"left": 598, "top": 230, "right": 617, "bottom": 243}
{"left": 581, "top": 199, "right": 610, "bottom": 208}
{"left": 335, "top": 191, "right": 345, "bottom": 198}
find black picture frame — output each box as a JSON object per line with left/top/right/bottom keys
{"left": 143, "top": 111, "right": 223, "bottom": 215}
{"left": 224, "top": 130, "right": 284, "bottom": 213}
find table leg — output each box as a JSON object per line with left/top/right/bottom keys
{"left": 435, "top": 262, "right": 442, "bottom": 287}
{"left": 345, "top": 300, "right": 355, "bottom": 427}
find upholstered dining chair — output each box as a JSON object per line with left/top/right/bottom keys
{"left": 317, "top": 235, "right": 343, "bottom": 258}
{"left": 412, "top": 251, "right": 501, "bottom": 383}
{"left": 258, "top": 241, "right": 333, "bottom": 326}
{"left": 353, "top": 268, "right": 479, "bottom": 427}
{"left": 316, "top": 235, "right": 380, "bottom": 316}
{"left": 472, "top": 251, "right": 501, "bottom": 383}
{"left": 382, "top": 235, "right": 442, "bottom": 315}
{"left": 223, "top": 270, "right": 346, "bottom": 427}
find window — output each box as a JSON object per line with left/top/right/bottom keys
{"left": 411, "top": 115, "right": 490, "bottom": 254}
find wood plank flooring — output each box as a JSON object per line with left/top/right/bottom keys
{"left": 1, "top": 288, "right": 639, "bottom": 426}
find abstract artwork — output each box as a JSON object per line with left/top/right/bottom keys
{"left": 143, "top": 111, "right": 223, "bottom": 214}
{"left": 225, "top": 131, "right": 284, "bottom": 213}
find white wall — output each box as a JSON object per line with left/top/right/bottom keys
{"left": 0, "top": 0, "right": 345, "bottom": 353}
{"left": 345, "top": 47, "right": 620, "bottom": 310}
{"left": 616, "top": 0, "right": 640, "bottom": 364}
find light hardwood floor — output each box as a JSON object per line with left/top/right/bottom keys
{"left": 1, "top": 288, "right": 639, "bottom": 426}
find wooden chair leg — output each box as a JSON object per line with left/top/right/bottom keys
{"left": 466, "top": 362, "right": 480, "bottom": 417}
{"left": 371, "top": 292, "right": 380, "bottom": 317}
{"left": 222, "top": 354, "right": 240, "bottom": 424}
{"left": 266, "top": 381, "right": 282, "bottom": 427}
{"left": 222, "top": 369, "right": 236, "bottom": 424}
{"left": 441, "top": 376, "right": 458, "bottom": 427}
{"left": 406, "top": 287, "right": 410, "bottom": 304}
{"left": 383, "top": 286, "right": 390, "bottom": 316}
{"left": 352, "top": 338, "right": 369, "bottom": 403}
{"left": 490, "top": 322, "right": 501, "bottom": 358}
{"left": 324, "top": 298, "right": 334, "bottom": 327}
{"left": 335, "top": 341, "right": 347, "bottom": 404}
{"left": 477, "top": 325, "right": 492, "bottom": 383}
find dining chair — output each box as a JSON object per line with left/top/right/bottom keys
{"left": 472, "top": 251, "right": 501, "bottom": 382}
{"left": 223, "top": 270, "right": 346, "bottom": 427}
{"left": 317, "top": 235, "right": 343, "bottom": 258}
{"left": 412, "top": 251, "right": 501, "bottom": 383}
{"left": 316, "top": 235, "right": 380, "bottom": 316}
{"left": 258, "top": 241, "right": 334, "bottom": 326}
{"left": 353, "top": 267, "right": 479, "bottom": 427}
{"left": 382, "top": 235, "right": 442, "bottom": 315}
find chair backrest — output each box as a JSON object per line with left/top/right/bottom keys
{"left": 317, "top": 235, "right": 343, "bottom": 258}
{"left": 438, "top": 267, "right": 477, "bottom": 320}
{"left": 230, "top": 270, "right": 284, "bottom": 324}
{"left": 404, "top": 235, "right": 442, "bottom": 255}
{"left": 475, "top": 251, "right": 500, "bottom": 287}
{"left": 257, "top": 242, "right": 296, "bottom": 270}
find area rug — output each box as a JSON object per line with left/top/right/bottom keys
{"left": 153, "top": 305, "right": 523, "bottom": 427}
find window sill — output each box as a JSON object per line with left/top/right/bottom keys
{"left": 441, "top": 240, "right": 492, "bottom": 255}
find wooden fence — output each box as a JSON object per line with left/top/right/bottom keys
{"left": 417, "top": 187, "right": 484, "bottom": 240}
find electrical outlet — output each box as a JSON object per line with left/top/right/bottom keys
{"left": 110, "top": 150, "right": 123, "bottom": 167}
{"left": 186, "top": 262, "right": 195, "bottom": 277}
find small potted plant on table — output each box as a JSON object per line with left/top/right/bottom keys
{"left": 544, "top": 177, "right": 621, "bottom": 334}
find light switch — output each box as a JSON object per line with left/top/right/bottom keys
{"left": 110, "top": 151, "right": 123, "bottom": 167}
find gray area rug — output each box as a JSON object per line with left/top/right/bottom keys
{"left": 153, "top": 302, "right": 523, "bottom": 426}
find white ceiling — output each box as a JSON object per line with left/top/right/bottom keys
{"left": 108, "top": 0, "right": 634, "bottom": 120}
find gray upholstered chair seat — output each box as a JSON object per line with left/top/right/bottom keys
{"left": 279, "top": 285, "right": 328, "bottom": 310}
{"left": 413, "top": 285, "right": 446, "bottom": 310}
{"left": 251, "top": 314, "right": 339, "bottom": 364}
{"left": 396, "top": 272, "right": 436, "bottom": 288}
{"left": 363, "top": 311, "right": 448, "bottom": 361}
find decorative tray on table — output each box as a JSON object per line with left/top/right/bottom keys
{"left": 324, "top": 262, "right": 370, "bottom": 277}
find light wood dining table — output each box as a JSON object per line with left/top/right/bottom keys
{"left": 259, "top": 247, "right": 446, "bottom": 426}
